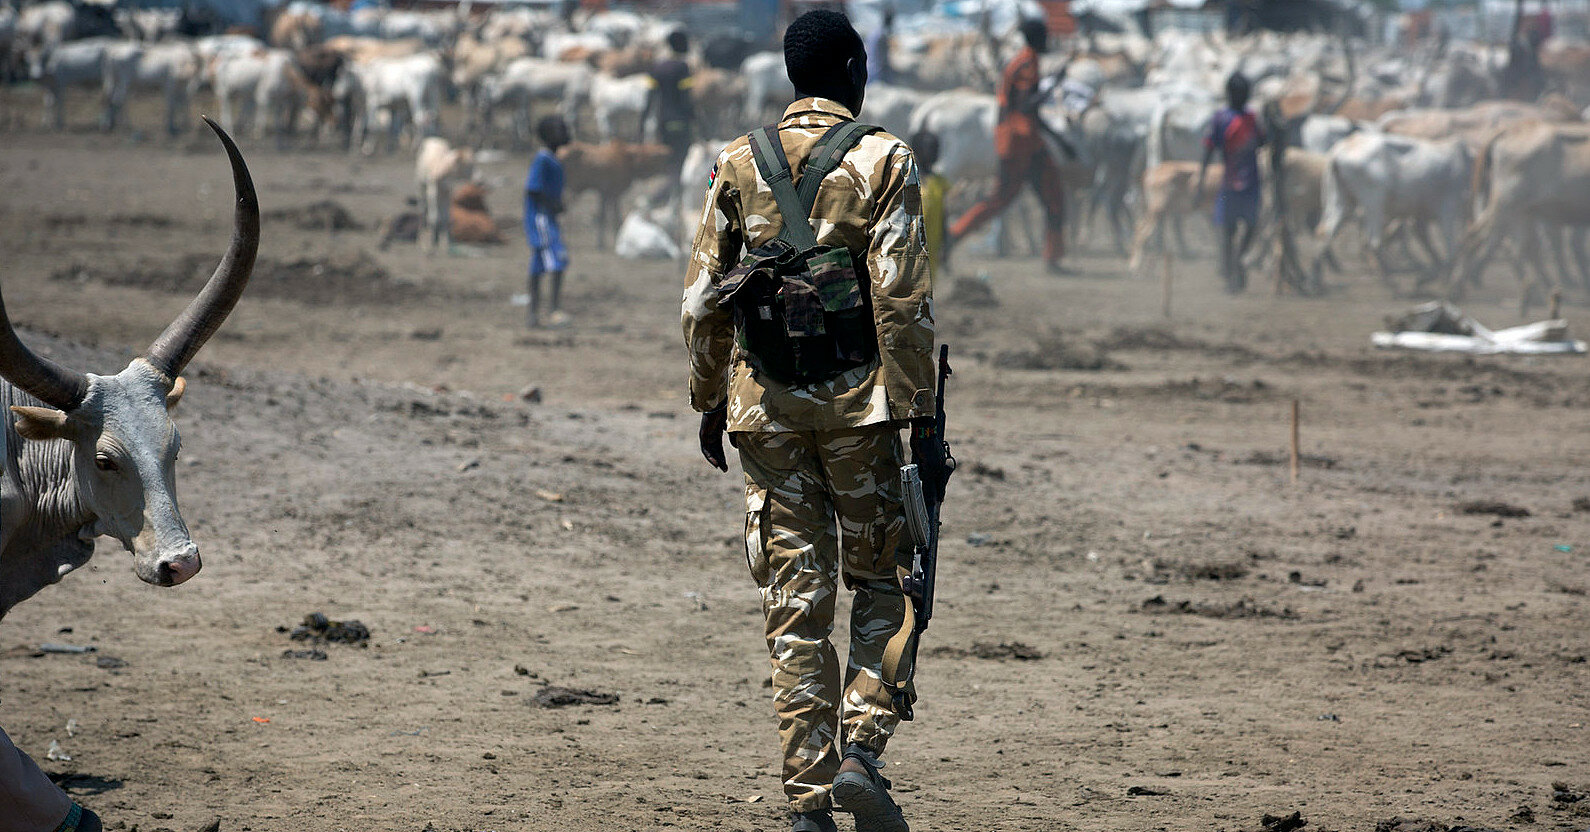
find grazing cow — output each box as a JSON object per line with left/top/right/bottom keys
{"left": 1314, "top": 131, "right": 1472, "bottom": 291}
{"left": 343, "top": 51, "right": 445, "bottom": 154}
{"left": 560, "top": 141, "right": 673, "bottom": 249}
{"left": 415, "top": 136, "right": 475, "bottom": 254}
{"left": 476, "top": 57, "right": 589, "bottom": 144}
{"left": 107, "top": 41, "right": 200, "bottom": 136}
{"left": 1455, "top": 121, "right": 1590, "bottom": 312}
{"left": 1, "top": 118, "right": 257, "bottom": 618}
{"left": 210, "top": 48, "right": 307, "bottom": 141}
{"left": 588, "top": 70, "right": 650, "bottom": 141}
{"left": 451, "top": 32, "right": 530, "bottom": 132}
{"left": 29, "top": 37, "right": 122, "bottom": 130}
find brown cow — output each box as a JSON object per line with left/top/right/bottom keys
{"left": 449, "top": 181, "right": 502, "bottom": 245}
{"left": 559, "top": 140, "right": 674, "bottom": 249}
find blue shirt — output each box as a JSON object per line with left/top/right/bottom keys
{"left": 1204, "top": 107, "right": 1264, "bottom": 193}
{"left": 523, "top": 149, "right": 564, "bottom": 246}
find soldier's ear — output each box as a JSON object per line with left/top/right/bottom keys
{"left": 10, "top": 406, "right": 73, "bottom": 441}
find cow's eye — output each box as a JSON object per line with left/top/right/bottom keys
{"left": 95, "top": 455, "right": 119, "bottom": 472}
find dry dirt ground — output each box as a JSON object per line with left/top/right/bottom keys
{"left": 1, "top": 99, "right": 1588, "bottom": 832}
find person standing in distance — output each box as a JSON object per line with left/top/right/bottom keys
{"left": 681, "top": 10, "right": 935, "bottom": 832}
{"left": 524, "top": 115, "right": 571, "bottom": 328}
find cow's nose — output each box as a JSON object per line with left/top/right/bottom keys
{"left": 158, "top": 548, "right": 202, "bottom": 586}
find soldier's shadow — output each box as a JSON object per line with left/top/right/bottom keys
{"left": 47, "top": 772, "right": 124, "bottom": 796}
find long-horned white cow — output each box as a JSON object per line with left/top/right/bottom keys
{"left": 0, "top": 118, "right": 259, "bottom": 618}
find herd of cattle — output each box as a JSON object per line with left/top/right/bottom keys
{"left": 6, "top": 2, "right": 1590, "bottom": 307}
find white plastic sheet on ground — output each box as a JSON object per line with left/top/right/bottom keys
{"left": 1371, "top": 301, "right": 1587, "bottom": 355}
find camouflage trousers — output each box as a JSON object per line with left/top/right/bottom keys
{"left": 736, "top": 425, "right": 908, "bottom": 813}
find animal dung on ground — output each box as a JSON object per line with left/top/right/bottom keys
{"left": 927, "top": 642, "right": 1044, "bottom": 661}
{"left": 1458, "top": 500, "right": 1530, "bottom": 518}
{"left": 533, "top": 686, "right": 619, "bottom": 708}
{"left": 261, "top": 200, "right": 364, "bottom": 232}
{"left": 280, "top": 612, "right": 371, "bottom": 647}
{"left": 948, "top": 275, "right": 998, "bottom": 308}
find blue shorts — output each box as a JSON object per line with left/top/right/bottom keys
{"left": 1214, "top": 187, "right": 1261, "bottom": 228}
{"left": 526, "top": 212, "right": 568, "bottom": 276}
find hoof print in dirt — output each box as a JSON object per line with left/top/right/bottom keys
{"left": 279, "top": 612, "right": 371, "bottom": 649}
{"left": 534, "top": 686, "right": 619, "bottom": 708}
{"left": 927, "top": 641, "right": 1044, "bottom": 661}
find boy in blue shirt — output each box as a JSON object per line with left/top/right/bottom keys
{"left": 1196, "top": 72, "right": 1265, "bottom": 294}
{"left": 524, "top": 115, "right": 571, "bottom": 328}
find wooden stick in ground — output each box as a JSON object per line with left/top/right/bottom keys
{"left": 1161, "top": 251, "right": 1173, "bottom": 318}
{"left": 1290, "top": 399, "right": 1301, "bottom": 486}
{"left": 1550, "top": 290, "right": 1562, "bottom": 320}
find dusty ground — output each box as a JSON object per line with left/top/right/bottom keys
{"left": 1, "top": 96, "right": 1588, "bottom": 832}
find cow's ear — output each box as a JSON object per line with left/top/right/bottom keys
{"left": 10, "top": 406, "right": 72, "bottom": 441}
{"left": 166, "top": 377, "right": 187, "bottom": 412}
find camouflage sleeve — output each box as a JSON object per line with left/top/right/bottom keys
{"left": 680, "top": 149, "right": 744, "bottom": 412}
{"left": 868, "top": 142, "right": 936, "bottom": 422}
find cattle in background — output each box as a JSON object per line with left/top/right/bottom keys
{"left": 1455, "top": 121, "right": 1590, "bottom": 313}
{"left": 107, "top": 41, "right": 201, "bottom": 136}
{"left": 341, "top": 51, "right": 446, "bottom": 154}
{"left": 415, "top": 136, "right": 475, "bottom": 255}
{"left": 210, "top": 47, "right": 309, "bottom": 142}
{"left": 475, "top": 57, "right": 590, "bottom": 146}
{"left": 1314, "top": 131, "right": 1472, "bottom": 292}
{"left": 741, "top": 51, "right": 795, "bottom": 125}
{"left": 0, "top": 118, "right": 257, "bottom": 618}
{"left": 28, "top": 37, "right": 128, "bottom": 131}
{"left": 561, "top": 141, "right": 674, "bottom": 249}
{"left": 588, "top": 71, "right": 649, "bottom": 141}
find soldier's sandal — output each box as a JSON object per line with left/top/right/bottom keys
{"left": 831, "top": 745, "right": 909, "bottom": 832}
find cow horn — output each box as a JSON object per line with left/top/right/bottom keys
{"left": 144, "top": 116, "right": 259, "bottom": 383}
{"left": 0, "top": 281, "right": 90, "bottom": 411}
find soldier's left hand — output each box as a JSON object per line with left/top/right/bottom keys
{"left": 699, "top": 404, "right": 729, "bottom": 472}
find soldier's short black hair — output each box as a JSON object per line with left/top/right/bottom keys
{"left": 783, "top": 10, "right": 866, "bottom": 96}
{"left": 910, "top": 130, "right": 940, "bottom": 172}
{"left": 537, "top": 114, "right": 569, "bottom": 148}
{"left": 1225, "top": 71, "right": 1251, "bottom": 109}
{"left": 667, "top": 30, "right": 689, "bottom": 55}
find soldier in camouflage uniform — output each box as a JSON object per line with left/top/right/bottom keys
{"left": 681, "top": 11, "right": 935, "bottom": 832}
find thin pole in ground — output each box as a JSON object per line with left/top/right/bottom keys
{"left": 1290, "top": 399, "right": 1301, "bottom": 486}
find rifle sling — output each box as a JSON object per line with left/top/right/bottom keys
{"left": 747, "top": 120, "right": 877, "bottom": 252}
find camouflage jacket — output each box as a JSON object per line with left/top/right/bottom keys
{"left": 681, "top": 97, "right": 935, "bottom": 432}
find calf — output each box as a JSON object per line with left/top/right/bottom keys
{"left": 415, "top": 136, "right": 475, "bottom": 254}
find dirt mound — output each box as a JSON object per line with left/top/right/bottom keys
{"left": 263, "top": 200, "right": 365, "bottom": 231}
{"left": 1140, "top": 595, "right": 1299, "bottom": 620}
{"left": 993, "top": 330, "right": 1123, "bottom": 371}
{"left": 928, "top": 641, "right": 1045, "bottom": 661}
{"left": 52, "top": 250, "right": 433, "bottom": 306}
{"left": 1096, "top": 326, "right": 1262, "bottom": 361}
{"left": 947, "top": 275, "right": 999, "bottom": 308}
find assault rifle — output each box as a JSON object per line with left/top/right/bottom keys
{"left": 881, "top": 344, "right": 954, "bottom": 721}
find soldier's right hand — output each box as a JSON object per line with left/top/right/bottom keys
{"left": 699, "top": 404, "right": 729, "bottom": 473}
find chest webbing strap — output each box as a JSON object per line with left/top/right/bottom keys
{"left": 747, "top": 120, "right": 878, "bottom": 252}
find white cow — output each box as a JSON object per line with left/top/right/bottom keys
{"left": 29, "top": 37, "right": 121, "bottom": 130}
{"left": 1315, "top": 131, "right": 1472, "bottom": 289}
{"left": 1297, "top": 113, "right": 1357, "bottom": 155}
{"left": 909, "top": 90, "right": 998, "bottom": 182}
{"left": 588, "top": 70, "right": 649, "bottom": 141}
{"left": 107, "top": 41, "right": 199, "bottom": 135}
{"left": 344, "top": 51, "right": 445, "bottom": 154}
{"left": 211, "top": 48, "right": 305, "bottom": 140}
{"left": 415, "top": 137, "right": 475, "bottom": 255}
{"left": 742, "top": 51, "right": 794, "bottom": 124}
{"left": 862, "top": 83, "right": 925, "bottom": 142}
{"left": 476, "top": 56, "right": 590, "bottom": 144}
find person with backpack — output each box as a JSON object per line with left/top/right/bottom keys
{"left": 1194, "top": 71, "right": 1266, "bottom": 294}
{"left": 681, "top": 10, "right": 936, "bottom": 832}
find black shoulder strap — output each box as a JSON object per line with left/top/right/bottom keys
{"left": 747, "top": 121, "right": 880, "bottom": 251}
